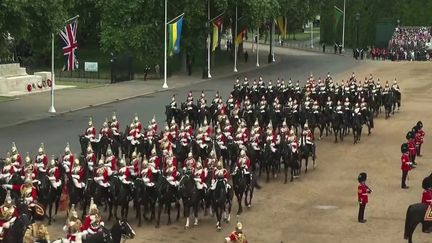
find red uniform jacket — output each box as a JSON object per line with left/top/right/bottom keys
{"left": 416, "top": 129, "right": 425, "bottom": 145}
{"left": 358, "top": 183, "right": 368, "bottom": 204}
{"left": 237, "top": 158, "right": 251, "bottom": 170}
{"left": 99, "top": 168, "right": 109, "bottom": 183}
{"left": 408, "top": 138, "right": 416, "bottom": 157}
{"left": 73, "top": 167, "right": 85, "bottom": 183}
{"left": 35, "top": 154, "right": 48, "bottom": 169}
{"left": 0, "top": 206, "right": 19, "bottom": 227}
{"left": 422, "top": 190, "right": 432, "bottom": 204}
{"left": 106, "top": 156, "right": 117, "bottom": 171}
{"left": 212, "top": 169, "right": 228, "bottom": 181}
{"left": 49, "top": 167, "right": 61, "bottom": 182}
{"left": 149, "top": 156, "right": 160, "bottom": 169}
{"left": 143, "top": 168, "right": 153, "bottom": 182}
{"left": 401, "top": 152, "right": 411, "bottom": 171}
{"left": 86, "top": 153, "right": 97, "bottom": 163}
{"left": 99, "top": 127, "right": 111, "bottom": 137}
{"left": 85, "top": 127, "right": 96, "bottom": 137}
{"left": 165, "top": 167, "right": 178, "bottom": 180}
{"left": 135, "top": 122, "right": 142, "bottom": 133}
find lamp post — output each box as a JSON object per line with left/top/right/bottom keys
{"left": 355, "top": 12, "right": 360, "bottom": 48}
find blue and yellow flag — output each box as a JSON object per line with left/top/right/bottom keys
{"left": 168, "top": 16, "right": 184, "bottom": 56}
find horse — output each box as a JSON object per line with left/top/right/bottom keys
{"left": 211, "top": 179, "right": 232, "bottom": 231}
{"left": 37, "top": 169, "right": 63, "bottom": 225}
{"left": 227, "top": 141, "right": 240, "bottom": 172}
{"left": 93, "top": 178, "right": 114, "bottom": 221}
{"left": 155, "top": 175, "right": 180, "bottom": 228}
{"left": 111, "top": 176, "right": 133, "bottom": 220}
{"left": 281, "top": 140, "right": 300, "bottom": 183}
{"left": 383, "top": 92, "right": 394, "bottom": 119}
{"left": 298, "top": 135, "right": 316, "bottom": 173}
{"left": 403, "top": 203, "right": 432, "bottom": 243}
{"left": 214, "top": 141, "right": 229, "bottom": 168}
{"left": 134, "top": 178, "right": 158, "bottom": 226}
{"left": 232, "top": 168, "right": 253, "bottom": 215}
{"left": 178, "top": 171, "right": 200, "bottom": 229}
{"left": 332, "top": 112, "right": 344, "bottom": 143}
{"left": 352, "top": 114, "right": 363, "bottom": 144}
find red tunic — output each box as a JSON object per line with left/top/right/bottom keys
{"left": 149, "top": 156, "right": 160, "bottom": 169}
{"left": 11, "top": 154, "right": 22, "bottom": 167}
{"left": 408, "top": 138, "right": 416, "bottom": 157}
{"left": 236, "top": 158, "right": 251, "bottom": 170}
{"left": 49, "top": 167, "right": 61, "bottom": 182}
{"left": 99, "top": 127, "right": 111, "bottom": 137}
{"left": 357, "top": 183, "right": 368, "bottom": 204}
{"left": 85, "top": 127, "right": 96, "bottom": 137}
{"left": 422, "top": 190, "right": 432, "bottom": 204}
{"left": 401, "top": 153, "right": 411, "bottom": 171}
{"left": 212, "top": 169, "right": 228, "bottom": 181}
{"left": 416, "top": 129, "right": 425, "bottom": 145}
{"left": 227, "top": 231, "right": 248, "bottom": 243}
{"left": 72, "top": 167, "right": 85, "bottom": 183}
{"left": 105, "top": 156, "right": 117, "bottom": 171}
{"left": 35, "top": 154, "right": 48, "bottom": 169}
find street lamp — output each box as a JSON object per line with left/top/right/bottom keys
{"left": 355, "top": 12, "right": 360, "bottom": 48}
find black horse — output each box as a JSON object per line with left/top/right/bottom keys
{"left": 179, "top": 171, "right": 200, "bottom": 229}
{"left": 111, "top": 176, "right": 133, "bottom": 220}
{"left": 298, "top": 135, "right": 316, "bottom": 173}
{"left": 281, "top": 140, "right": 300, "bottom": 183}
{"left": 404, "top": 203, "right": 432, "bottom": 243}
{"left": 352, "top": 114, "right": 363, "bottom": 144}
{"left": 134, "top": 178, "right": 157, "bottom": 226}
{"left": 37, "top": 169, "right": 63, "bottom": 225}
{"left": 332, "top": 112, "right": 345, "bottom": 143}
{"left": 232, "top": 168, "right": 253, "bottom": 215}
{"left": 2, "top": 199, "right": 31, "bottom": 243}
{"left": 211, "top": 179, "right": 233, "bottom": 231}
{"left": 155, "top": 175, "right": 180, "bottom": 228}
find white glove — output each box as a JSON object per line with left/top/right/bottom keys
{"left": 3, "top": 184, "right": 12, "bottom": 189}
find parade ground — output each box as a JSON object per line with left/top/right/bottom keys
{"left": 1, "top": 47, "right": 431, "bottom": 243}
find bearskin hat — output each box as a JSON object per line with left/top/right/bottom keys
{"left": 401, "top": 143, "right": 409, "bottom": 153}
{"left": 358, "top": 172, "right": 367, "bottom": 183}
{"left": 406, "top": 131, "right": 412, "bottom": 140}
{"left": 422, "top": 176, "right": 432, "bottom": 190}
{"left": 417, "top": 121, "right": 423, "bottom": 129}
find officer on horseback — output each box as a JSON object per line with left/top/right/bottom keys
{"left": 0, "top": 156, "right": 14, "bottom": 183}
{"left": 3, "top": 174, "right": 37, "bottom": 205}
{"left": 99, "top": 118, "right": 111, "bottom": 138}
{"left": 234, "top": 150, "right": 252, "bottom": 182}
{"left": 193, "top": 162, "right": 207, "bottom": 194}
{"left": 225, "top": 222, "right": 247, "bottom": 243}
{"left": 183, "top": 151, "right": 196, "bottom": 173}
{"left": 302, "top": 123, "right": 314, "bottom": 147}
{"left": 24, "top": 153, "right": 36, "bottom": 180}
{"left": 10, "top": 142, "right": 22, "bottom": 173}
{"left": 105, "top": 145, "right": 117, "bottom": 174}
{"left": 133, "top": 113, "right": 143, "bottom": 134}
{"left": 48, "top": 155, "right": 61, "bottom": 189}
{"left": 164, "top": 159, "right": 179, "bottom": 187}
{"left": 82, "top": 198, "right": 104, "bottom": 235}
{"left": 118, "top": 155, "right": 133, "bottom": 186}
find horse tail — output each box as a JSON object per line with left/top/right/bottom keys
{"left": 404, "top": 204, "right": 413, "bottom": 240}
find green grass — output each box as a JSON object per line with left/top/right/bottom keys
{"left": 284, "top": 27, "right": 321, "bottom": 41}
{"left": 0, "top": 96, "right": 14, "bottom": 103}
{"left": 56, "top": 80, "right": 106, "bottom": 89}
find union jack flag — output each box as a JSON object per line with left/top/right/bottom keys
{"left": 59, "top": 19, "right": 78, "bottom": 71}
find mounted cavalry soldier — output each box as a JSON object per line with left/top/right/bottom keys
{"left": 48, "top": 155, "right": 62, "bottom": 189}
{"left": 287, "top": 130, "right": 299, "bottom": 153}
{"left": 133, "top": 113, "right": 143, "bottom": 134}
{"left": 10, "top": 142, "right": 22, "bottom": 172}
{"left": 35, "top": 143, "right": 48, "bottom": 176}
{"left": 216, "top": 127, "right": 227, "bottom": 150}
{"left": 149, "top": 115, "right": 158, "bottom": 135}
{"left": 211, "top": 161, "right": 229, "bottom": 192}
{"left": 110, "top": 112, "right": 120, "bottom": 136}
{"left": 149, "top": 145, "right": 161, "bottom": 172}
{"left": 170, "top": 94, "right": 177, "bottom": 109}
{"left": 105, "top": 145, "right": 117, "bottom": 174}
{"left": 118, "top": 155, "right": 133, "bottom": 186}
{"left": 225, "top": 222, "right": 247, "bottom": 243}
{"left": 127, "top": 122, "right": 140, "bottom": 145}
{"left": 84, "top": 117, "right": 97, "bottom": 142}
{"left": 71, "top": 158, "right": 85, "bottom": 189}
{"left": 302, "top": 123, "right": 314, "bottom": 147}
{"left": 164, "top": 158, "right": 179, "bottom": 187}
{"left": 82, "top": 198, "right": 104, "bottom": 235}
{"left": 130, "top": 150, "right": 141, "bottom": 178}
{"left": 0, "top": 156, "right": 14, "bottom": 183}
{"left": 0, "top": 191, "right": 18, "bottom": 239}
{"left": 183, "top": 151, "right": 196, "bottom": 172}
{"left": 141, "top": 157, "right": 156, "bottom": 187}
{"left": 63, "top": 204, "right": 84, "bottom": 242}
{"left": 62, "top": 143, "right": 74, "bottom": 175}
{"left": 99, "top": 118, "right": 111, "bottom": 138}
{"left": 24, "top": 153, "right": 37, "bottom": 180}
{"left": 194, "top": 162, "right": 207, "bottom": 193}
{"left": 24, "top": 203, "right": 50, "bottom": 243}
{"left": 86, "top": 143, "right": 97, "bottom": 173}
{"left": 95, "top": 159, "right": 110, "bottom": 189}
{"left": 235, "top": 150, "right": 252, "bottom": 182}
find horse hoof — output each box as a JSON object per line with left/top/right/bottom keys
{"left": 247, "top": 204, "right": 251, "bottom": 208}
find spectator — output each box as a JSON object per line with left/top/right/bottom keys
{"left": 388, "top": 26, "right": 432, "bottom": 61}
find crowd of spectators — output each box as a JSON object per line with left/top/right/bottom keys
{"left": 387, "top": 26, "right": 432, "bottom": 61}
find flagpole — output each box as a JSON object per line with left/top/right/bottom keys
{"left": 163, "top": 0, "right": 168, "bottom": 89}
{"left": 207, "top": 0, "right": 211, "bottom": 78}
{"left": 342, "top": 0, "right": 346, "bottom": 51}
{"left": 310, "top": 20, "right": 314, "bottom": 48}
{"left": 48, "top": 33, "right": 56, "bottom": 113}
{"left": 233, "top": 3, "right": 238, "bottom": 73}
{"left": 256, "top": 27, "right": 259, "bottom": 67}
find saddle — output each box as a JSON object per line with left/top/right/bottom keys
{"left": 425, "top": 205, "right": 432, "bottom": 221}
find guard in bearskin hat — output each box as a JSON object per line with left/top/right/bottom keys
{"left": 357, "top": 172, "right": 372, "bottom": 223}
{"left": 401, "top": 142, "right": 414, "bottom": 189}
{"left": 415, "top": 121, "right": 425, "bottom": 157}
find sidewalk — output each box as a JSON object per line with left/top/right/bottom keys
{"left": 0, "top": 43, "right": 277, "bottom": 128}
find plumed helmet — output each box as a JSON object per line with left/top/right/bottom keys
{"left": 357, "top": 172, "right": 367, "bottom": 183}
{"left": 151, "top": 115, "right": 156, "bottom": 123}
{"left": 112, "top": 112, "right": 117, "bottom": 121}
{"left": 236, "top": 222, "right": 243, "bottom": 232}
{"left": 89, "top": 198, "right": 99, "bottom": 215}
{"left": 196, "top": 162, "right": 202, "bottom": 170}
{"left": 69, "top": 204, "right": 78, "bottom": 220}
{"left": 422, "top": 176, "right": 432, "bottom": 190}
{"left": 417, "top": 121, "right": 423, "bottom": 128}
{"left": 11, "top": 142, "right": 17, "bottom": 154}
{"left": 216, "top": 161, "right": 223, "bottom": 169}
{"left": 401, "top": 143, "right": 408, "bottom": 153}
{"left": 65, "top": 142, "right": 71, "bottom": 154}
{"left": 25, "top": 152, "right": 31, "bottom": 164}
{"left": 134, "top": 113, "right": 139, "bottom": 122}
{"left": 38, "top": 143, "right": 45, "bottom": 154}
{"left": 151, "top": 144, "right": 156, "bottom": 155}
{"left": 4, "top": 190, "right": 12, "bottom": 207}
{"left": 88, "top": 117, "right": 93, "bottom": 126}
{"left": 240, "top": 149, "right": 246, "bottom": 157}
{"left": 74, "top": 158, "right": 81, "bottom": 167}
